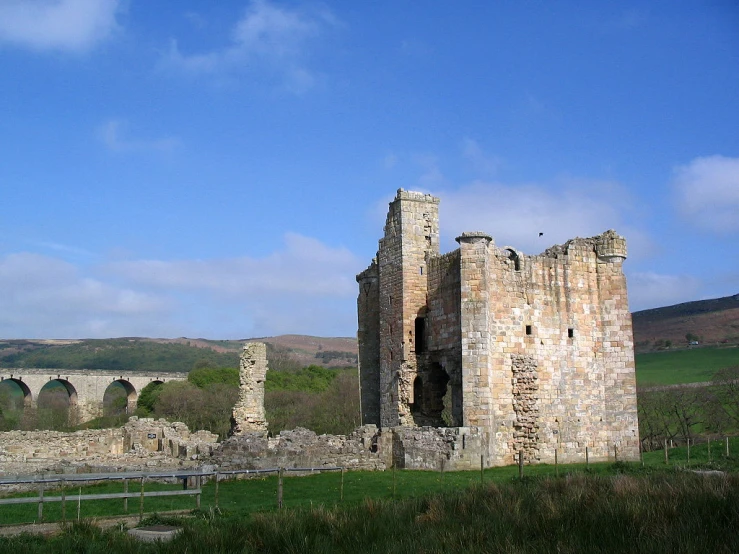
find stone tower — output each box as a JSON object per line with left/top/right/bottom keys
{"left": 357, "top": 189, "right": 640, "bottom": 466}
{"left": 357, "top": 189, "right": 440, "bottom": 427}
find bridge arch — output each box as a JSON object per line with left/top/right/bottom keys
{"left": 0, "top": 377, "right": 33, "bottom": 408}
{"left": 103, "top": 379, "right": 138, "bottom": 415}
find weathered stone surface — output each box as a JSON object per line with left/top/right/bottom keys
{"left": 356, "top": 189, "right": 640, "bottom": 466}
{"left": 230, "top": 342, "right": 268, "bottom": 434}
{"left": 213, "top": 425, "right": 386, "bottom": 471}
{"left": 0, "top": 417, "right": 218, "bottom": 476}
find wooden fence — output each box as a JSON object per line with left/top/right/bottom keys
{"left": 0, "top": 466, "right": 344, "bottom": 523}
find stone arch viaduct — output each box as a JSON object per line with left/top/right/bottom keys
{"left": 0, "top": 369, "right": 187, "bottom": 422}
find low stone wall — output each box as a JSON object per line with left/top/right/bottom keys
{"left": 0, "top": 417, "right": 218, "bottom": 476}
{"left": 387, "top": 426, "right": 488, "bottom": 471}
{"left": 213, "top": 426, "right": 386, "bottom": 471}
{"left": 212, "top": 425, "right": 490, "bottom": 472}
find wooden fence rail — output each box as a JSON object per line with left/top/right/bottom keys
{"left": 0, "top": 466, "right": 344, "bottom": 523}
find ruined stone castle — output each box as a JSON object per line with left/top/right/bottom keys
{"left": 356, "top": 189, "right": 640, "bottom": 466}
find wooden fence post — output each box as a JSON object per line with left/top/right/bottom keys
{"left": 37, "top": 483, "right": 44, "bottom": 523}
{"left": 664, "top": 440, "right": 669, "bottom": 465}
{"left": 123, "top": 479, "right": 128, "bottom": 513}
{"left": 480, "top": 454, "right": 484, "bottom": 484}
{"left": 708, "top": 438, "right": 712, "bottom": 462}
{"left": 614, "top": 444, "right": 618, "bottom": 462}
{"left": 687, "top": 439, "right": 691, "bottom": 465}
{"left": 340, "top": 468, "right": 345, "bottom": 502}
{"left": 61, "top": 480, "right": 66, "bottom": 523}
{"left": 586, "top": 446, "right": 589, "bottom": 467}
{"left": 196, "top": 475, "right": 201, "bottom": 509}
{"left": 277, "top": 469, "right": 284, "bottom": 510}
{"left": 726, "top": 437, "right": 730, "bottom": 458}
{"left": 392, "top": 463, "right": 396, "bottom": 498}
{"left": 215, "top": 472, "right": 220, "bottom": 509}
{"left": 139, "top": 476, "right": 145, "bottom": 522}
{"left": 518, "top": 450, "right": 524, "bottom": 480}
{"left": 555, "top": 449, "right": 558, "bottom": 477}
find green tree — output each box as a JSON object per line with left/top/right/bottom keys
{"left": 136, "top": 381, "right": 165, "bottom": 416}
{"left": 188, "top": 366, "right": 239, "bottom": 388}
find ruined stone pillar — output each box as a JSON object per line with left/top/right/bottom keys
{"left": 230, "top": 342, "right": 268, "bottom": 435}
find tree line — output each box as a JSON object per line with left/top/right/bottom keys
{"left": 639, "top": 366, "right": 739, "bottom": 449}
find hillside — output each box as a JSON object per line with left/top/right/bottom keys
{"left": 0, "top": 335, "right": 357, "bottom": 373}
{"left": 632, "top": 293, "right": 739, "bottom": 352}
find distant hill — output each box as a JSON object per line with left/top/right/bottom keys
{"left": 0, "top": 335, "right": 357, "bottom": 373}
{"left": 632, "top": 294, "right": 739, "bottom": 353}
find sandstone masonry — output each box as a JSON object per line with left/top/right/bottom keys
{"left": 0, "top": 417, "right": 218, "bottom": 476}
{"left": 230, "top": 342, "right": 268, "bottom": 434}
{"left": 357, "top": 189, "right": 640, "bottom": 466}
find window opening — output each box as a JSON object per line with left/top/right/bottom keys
{"left": 415, "top": 317, "right": 426, "bottom": 353}
{"left": 411, "top": 377, "right": 423, "bottom": 414}
{"left": 525, "top": 325, "right": 532, "bottom": 336}
{"left": 568, "top": 328, "right": 574, "bottom": 338}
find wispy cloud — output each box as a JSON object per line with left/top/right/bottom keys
{"left": 627, "top": 271, "right": 702, "bottom": 312}
{"left": 163, "top": 0, "right": 336, "bottom": 93}
{"left": 427, "top": 179, "right": 650, "bottom": 258}
{"left": 98, "top": 119, "right": 180, "bottom": 153}
{"left": 672, "top": 155, "right": 739, "bottom": 234}
{"left": 106, "top": 233, "right": 359, "bottom": 298}
{"left": 0, "top": 0, "right": 122, "bottom": 53}
{"left": 461, "top": 138, "right": 501, "bottom": 176}
{"left": 0, "top": 252, "right": 169, "bottom": 339}
{"left": 0, "top": 233, "right": 362, "bottom": 339}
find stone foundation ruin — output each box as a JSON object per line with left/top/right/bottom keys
{"left": 0, "top": 417, "right": 218, "bottom": 476}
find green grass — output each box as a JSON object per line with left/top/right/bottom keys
{"left": 3, "top": 469, "right": 739, "bottom": 553}
{"left": 635, "top": 345, "right": 739, "bottom": 385}
{"left": 4, "top": 437, "right": 739, "bottom": 527}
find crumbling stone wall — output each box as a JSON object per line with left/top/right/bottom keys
{"left": 213, "top": 426, "right": 385, "bottom": 471}
{"left": 230, "top": 342, "right": 268, "bottom": 434}
{"left": 511, "top": 355, "right": 540, "bottom": 462}
{"left": 211, "top": 425, "right": 490, "bottom": 473}
{"left": 0, "top": 418, "right": 217, "bottom": 476}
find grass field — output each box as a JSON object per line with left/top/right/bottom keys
{"left": 2, "top": 443, "right": 739, "bottom": 553}
{"left": 635, "top": 345, "right": 739, "bottom": 386}
{"left": 2, "top": 437, "right": 739, "bottom": 527}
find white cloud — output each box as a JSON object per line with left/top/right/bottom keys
{"left": 673, "top": 155, "right": 739, "bottom": 234}
{"left": 0, "top": 0, "right": 122, "bottom": 53}
{"left": 103, "top": 233, "right": 361, "bottom": 337}
{"left": 0, "top": 233, "right": 362, "bottom": 339}
{"left": 106, "top": 233, "right": 358, "bottom": 298}
{"left": 164, "top": 0, "right": 335, "bottom": 92}
{"left": 99, "top": 119, "right": 180, "bottom": 153}
{"left": 0, "top": 253, "right": 169, "bottom": 338}
{"left": 462, "top": 138, "right": 501, "bottom": 176}
{"left": 433, "top": 179, "right": 649, "bottom": 256}
{"left": 626, "top": 271, "right": 702, "bottom": 312}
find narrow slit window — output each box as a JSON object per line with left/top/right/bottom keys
{"left": 420, "top": 266, "right": 423, "bottom": 275}
{"left": 415, "top": 317, "right": 426, "bottom": 353}
{"left": 525, "top": 325, "right": 532, "bottom": 336}
{"left": 568, "top": 328, "right": 574, "bottom": 338}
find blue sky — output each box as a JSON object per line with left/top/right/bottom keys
{"left": 0, "top": 0, "right": 737, "bottom": 339}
